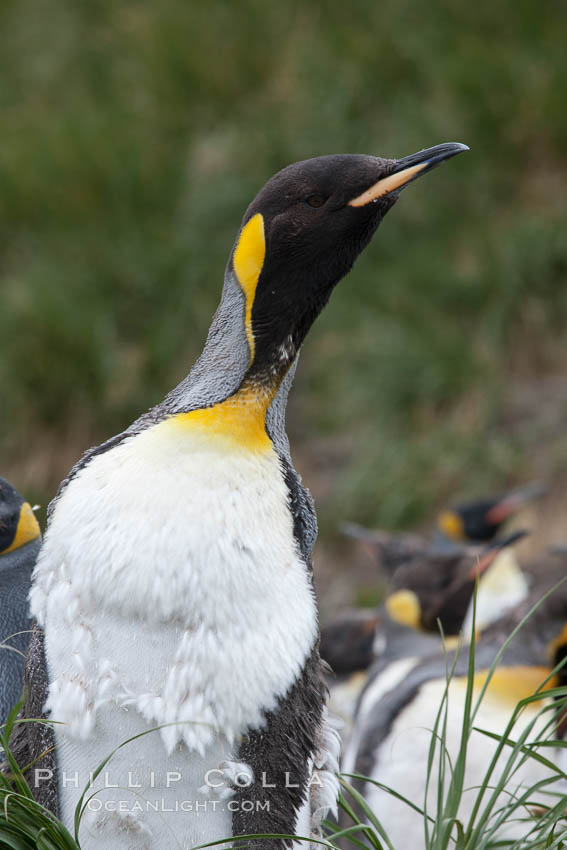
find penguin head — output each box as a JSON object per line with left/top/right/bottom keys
{"left": 386, "top": 530, "right": 528, "bottom": 636}
{"left": 378, "top": 598, "right": 446, "bottom": 660}
{"left": 0, "top": 478, "right": 41, "bottom": 557}
{"left": 438, "top": 500, "right": 511, "bottom": 543}
{"left": 320, "top": 609, "right": 380, "bottom": 675}
{"left": 230, "top": 143, "right": 468, "bottom": 384}
{"left": 438, "top": 482, "right": 543, "bottom": 544}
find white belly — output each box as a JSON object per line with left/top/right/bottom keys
{"left": 31, "top": 420, "right": 318, "bottom": 847}
{"left": 462, "top": 550, "right": 529, "bottom": 633}
{"left": 363, "top": 678, "right": 558, "bottom": 849}
{"left": 55, "top": 685, "right": 234, "bottom": 850}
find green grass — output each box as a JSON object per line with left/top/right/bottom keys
{"left": 334, "top": 593, "right": 567, "bottom": 849}
{"left": 0, "top": 709, "right": 78, "bottom": 849}
{"left": 1, "top": 0, "right": 567, "bottom": 535}
{"left": 2, "top": 594, "right": 567, "bottom": 848}
{"left": 2, "top": 679, "right": 566, "bottom": 849}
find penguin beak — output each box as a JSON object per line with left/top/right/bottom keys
{"left": 348, "top": 142, "right": 469, "bottom": 208}
{"left": 484, "top": 481, "right": 546, "bottom": 524}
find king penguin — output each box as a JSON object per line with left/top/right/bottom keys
{"left": 321, "top": 531, "right": 527, "bottom": 676}
{"left": 387, "top": 529, "right": 529, "bottom": 635}
{"left": 438, "top": 484, "right": 544, "bottom": 630}
{"left": 343, "top": 487, "right": 538, "bottom": 634}
{"left": 17, "top": 143, "right": 468, "bottom": 849}
{"left": 341, "top": 483, "right": 542, "bottom": 576}
{"left": 0, "top": 477, "right": 41, "bottom": 725}
{"left": 436, "top": 482, "right": 544, "bottom": 544}
{"left": 344, "top": 579, "right": 567, "bottom": 848}
{"left": 324, "top": 532, "right": 526, "bottom": 747}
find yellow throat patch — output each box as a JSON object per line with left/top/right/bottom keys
{"left": 163, "top": 214, "right": 271, "bottom": 452}
{"left": 163, "top": 384, "right": 275, "bottom": 453}
{"left": 232, "top": 212, "right": 266, "bottom": 365}
{"left": 1, "top": 501, "right": 41, "bottom": 555}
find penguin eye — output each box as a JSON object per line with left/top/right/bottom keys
{"left": 305, "top": 194, "right": 327, "bottom": 208}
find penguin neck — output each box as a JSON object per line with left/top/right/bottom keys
{"left": 245, "top": 287, "right": 330, "bottom": 388}
{"left": 383, "top": 614, "right": 453, "bottom": 660}
{"left": 161, "top": 269, "right": 299, "bottom": 453}
{"left": 170, "top": 379, "right": 280, "bottom": 453}
{"left": 166, "top": 310, "right": 292, "bottom": 453}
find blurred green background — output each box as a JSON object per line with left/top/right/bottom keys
{"left": 1, "top": 0, "right": 567, "bottom": 575}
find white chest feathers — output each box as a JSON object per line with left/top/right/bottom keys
{"left": 31, "top": 421, "right": 318, "bottom": 753}
{"left": 462, "top": 549, "right": 529, "bottom": 633}
{"left": 361, "top": 676, "right": 558, "bottom": 849}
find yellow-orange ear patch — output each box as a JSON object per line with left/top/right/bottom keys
{"left": 386, "top": 589, "right": 422, "bottom": 630}
{"left": 438, "top": 510, "right": 466, "bottom": 542}
{"left": 233, "top": 213, "right": 266, "bottom": 364}
{"left": 1, "top": 501, "right": 41, "bottom": 555}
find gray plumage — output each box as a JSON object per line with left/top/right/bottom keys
{"left": 8, "top": 624, "right": 57, "bottom": 814}
{"left": 0, "top": 538, "right": 40, "bottom": 724}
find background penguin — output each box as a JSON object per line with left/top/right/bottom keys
{"left": 342, "top": 486, "right": 540, "bottom": 631}
{"left": 344, "top": 578, "right": 567, "bottom": 848}
{"left": 319, "top": 609, "right": 380, "bottom": 741}
{"left": 321, "top": 532, "right": 527, "bottom": 671}
{"left": 389, "top": 529, "right": 529, "bottom": 635}
{"left": 438, "top": 485, "right": 544, "bottom": 630}
{"left": 342, "top": 482, "right": 542, "bottom": 568}
{"left": 0, "top": 477, "right": 41, "bottom": 725}
{"left": 339, "top": 522, "right": 428, "bottom": 575}
{"left": 15, "top": 143, "right": 468, "bottom": 848}
{"left": 436, "top": 481, "right": 545, "bottom": 545}
{"left": 339, "top": 604, "right": 449, "bottom": 776}
{"left": 321, "top": 532, "right": 526, "bottom": 742}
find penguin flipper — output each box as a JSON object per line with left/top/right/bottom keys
{"left": 9, "top": 622, "right": 59, "bottom": 816}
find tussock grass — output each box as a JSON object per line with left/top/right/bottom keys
{"left": 0, "top": 708, "right": 78, "bottom": 849}
{"left": 334, "top": 593, "right": 567, "bottom": 849}
{"left": 2, "top": 599, "right": 567, "bottom": 849}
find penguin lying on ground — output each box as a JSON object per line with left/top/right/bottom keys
{"left": 344, "top": 578, "right": 567, "bottom": 848}
{"left": 11, "top": 143, "right": 468, "bottom": 849}
{"left": 0, "top": 478, "right": 41, "bottom": 726}
{"left": 323, "top": 533, "right": 527, "bottom": 743}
